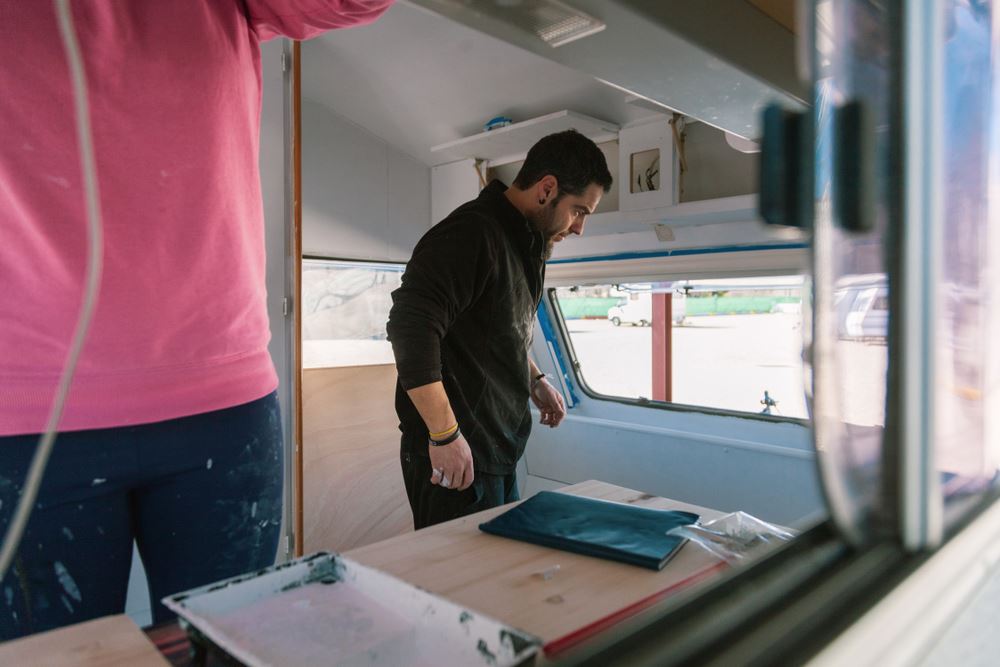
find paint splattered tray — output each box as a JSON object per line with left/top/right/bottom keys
{"left": 163, "top": 552, "right": 540, "bottom": 667}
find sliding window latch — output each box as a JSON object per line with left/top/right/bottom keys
{"left": 833, "top": 99, "right": 876, "bottom": 233}
{"left": 759, "top": 104, "right": 814, "bottom": 229}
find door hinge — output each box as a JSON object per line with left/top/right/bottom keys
{"left": 282, "top": 297, "right": 291, "bottom": 317}
{"left": 285, "top": 533, "right": 294, "bottom": 557}
{"left": 280, "top": 51, "right": 289, "bottom": 72}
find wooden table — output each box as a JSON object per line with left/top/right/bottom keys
{"left": 0, "top": 614, "right": 168, "bottom": 666}
{"left": 346, "top": 480, "right": 727, "bottom": 653}
{"left": 3, "top": 481, "right": 726, "bottom": 665}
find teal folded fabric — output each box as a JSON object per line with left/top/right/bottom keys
{"left": 479, "top": 491, "right": 699, "bottom": 570}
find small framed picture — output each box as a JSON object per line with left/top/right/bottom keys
{"left": 618, "top": 121, "right": 673, "bottom": 211}
{"left": 630, "top": 148, "right": 660, "bottom": 193}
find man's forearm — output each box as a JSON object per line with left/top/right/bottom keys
{"left": 405, "top": 381, "right": 458, "bottom": 434}
{"left": 528, "top": 356, "right": 542, "bottom": 379}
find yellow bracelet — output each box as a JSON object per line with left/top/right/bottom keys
{"left": 428, "top": 423, "right": 458, "bottom": 440}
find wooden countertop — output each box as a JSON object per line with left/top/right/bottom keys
{"left": 345, "top": 480, "right": 727, "bottom": 646}
{"left": 3, "top": 481, "right": 727, "bottom": 665}
{"left": 0, "top": 614, "right": 168, "bottom": 666}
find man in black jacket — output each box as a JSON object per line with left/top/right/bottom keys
{"left": 387, "top": 130, "right": 612, "bottom": 529}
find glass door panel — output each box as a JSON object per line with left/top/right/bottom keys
{"left": 811, "top": 0, "right": 894, "bottom": 543}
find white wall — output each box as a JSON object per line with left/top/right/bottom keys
{"left": 431, "top": 159, "right": 481, "bottom": 226}
{"left": 301, "top": 99, "right": 430, "bottom": 262}
{"left": 681, "top": 122, "right": 757, "bottom": 202}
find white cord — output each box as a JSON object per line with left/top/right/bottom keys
{"left": 0, "top": 0, "right": 104, "bottom": 581}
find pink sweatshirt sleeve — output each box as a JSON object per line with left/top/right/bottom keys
{"left": 243, "top": 0, "right": 394, "bottom": 41}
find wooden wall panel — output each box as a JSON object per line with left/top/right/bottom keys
{"left": 302, "top": 365, "right": 413, "bottom": 553}
{"left": 747, "top": 0, "right": 796, "bottom": 33}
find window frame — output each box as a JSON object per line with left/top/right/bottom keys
{"left": 544, "top": 285, "right": 809, "bottom": 426}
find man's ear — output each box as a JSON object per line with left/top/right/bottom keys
{"left": 537, "top": 174, "right": 558, "bottom": 203}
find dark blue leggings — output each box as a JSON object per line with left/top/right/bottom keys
{"left": 0, "top": 392, "right": 283, "bottom": 640}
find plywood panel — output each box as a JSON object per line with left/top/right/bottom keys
{"left": 346, "top": 481, "right": 727, "bottom": 642}
{"left": 302, "top": 365, "right": 413, "bottom": 553}
{"left": 747, "top": 0, "right": 796, "bottom": 33}
{"left": 0, "top": 615, "right": 167, "bottom": 666}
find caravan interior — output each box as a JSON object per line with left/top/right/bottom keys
{"left": 295, "top": 2, "right": 823, "bottom": 646}
{"left": 288, "top": 1, "right": 1000, "bottom": 664}
{"left": 299, "top": 0, "right": 819, "bottom": 557}
{"left": 7, "top": 0, "right": 999, "bottom": 665}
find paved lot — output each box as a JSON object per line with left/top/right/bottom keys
{"left": 563, "top": 314, "right": 887, "bottom": 422}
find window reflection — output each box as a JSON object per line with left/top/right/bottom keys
{"left": 938, "top": 0, "right": 999, "bottom": 521}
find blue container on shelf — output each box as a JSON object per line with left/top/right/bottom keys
{"left": 484, "top": 115, "right": 513, "bottom": 131}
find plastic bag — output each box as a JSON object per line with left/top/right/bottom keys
{"left": 667, "top": 511, "right": 797, "bottom": 564}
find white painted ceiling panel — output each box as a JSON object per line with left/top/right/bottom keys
{"left": 301, "top": 1, "right": 800, "bottom": 167}
{"left": 301, "top": 2, "right": 662, "bottom": 166}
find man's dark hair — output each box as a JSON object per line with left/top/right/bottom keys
{"left": 512, "top": 129, "right": 613, "bottom": 197}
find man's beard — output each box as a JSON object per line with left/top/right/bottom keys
{"left": 543, "top": 237, "right": 555, "bottom": 261}
{"left": 529, "top": 202, "right": 559, "bottom": 260}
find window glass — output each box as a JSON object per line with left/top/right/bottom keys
{"left": 937, "top": 0, "right": 1000, "bottom": 523}
{"left": 552, "top": 276, "right": 807, "bottom": 418}
{"left": 301, "top": 259, "right": 404, "bottom": 369}
{"left": 810, "top": 0, "right": 893, "bottom": 541}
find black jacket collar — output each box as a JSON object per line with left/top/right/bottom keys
{"left": 479, "top": 180, "right": 545, "bottom": 261}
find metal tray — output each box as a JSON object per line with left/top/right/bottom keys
{"left": 163, "top": 552, "right": 540, "bottom": 667}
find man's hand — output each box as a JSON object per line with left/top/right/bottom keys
{"left": 428, "top": 434, "right": 475, "bottom": 491}
{"left": 530, "top": 378, "right": 566, "bottom": 427}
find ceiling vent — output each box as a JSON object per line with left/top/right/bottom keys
{"left": 459, "top": 0, "right": 606, "bottom": 47}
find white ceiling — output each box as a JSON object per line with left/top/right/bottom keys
{"left": 300, "top": 2, "right": 663, "bottom": 166}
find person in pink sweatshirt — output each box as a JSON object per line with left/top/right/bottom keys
{"left": 0, "top": 0, "right": 392, "bottom": 638}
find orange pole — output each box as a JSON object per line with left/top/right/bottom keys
{"left": 651, "top": 293, "right": 672, "bottom": 402}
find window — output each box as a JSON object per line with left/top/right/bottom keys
{"left": 551, "top": 276, "right": 807, "bottom": 418}
{"left": 935, "top": 0, "right": 999, "bottom": 524}
{"left": 301, "top": 259, "right": 404, "bottom": 369}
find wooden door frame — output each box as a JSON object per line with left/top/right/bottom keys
{"left": 292, "top": 40, "right": 304, "bottom": 557}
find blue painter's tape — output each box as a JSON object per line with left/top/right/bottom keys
{"left": 536, "top": 299, "right": 579, "bottom": 408}
{"left": 546, "top": 242, "right": 808, "bottom": 265}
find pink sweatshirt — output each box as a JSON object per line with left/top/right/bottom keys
{"left": 0, "top": 1, "right": 392, "bottom": 435}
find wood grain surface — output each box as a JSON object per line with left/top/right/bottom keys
{"left": 346, "top": 480, "right": 725, "bottom": 642}
{"left": 302, "top": 365, "right": 413, "bottom": 553}
{"left": 0, "top": 615, "right": 168, "bottom": 666}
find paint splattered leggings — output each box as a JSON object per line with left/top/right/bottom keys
{"left": 0, "top": 391, "right": 283, "bottom": 640}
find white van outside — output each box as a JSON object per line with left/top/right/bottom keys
{"left": 834, "top": 274, "right": 888, "bottom": 341}
{"left": 607, "top": 290, "right": 686, "bottom": 327}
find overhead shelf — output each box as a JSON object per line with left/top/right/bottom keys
{"left": 430, "top": 110, "right": 619, "bottom": 166}
{"left": 586, "top": 194, "right": 762, "bottom": 229}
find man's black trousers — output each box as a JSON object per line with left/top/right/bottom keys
{"left": 401, "top": 450, "right": 520, "bottom": 530}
